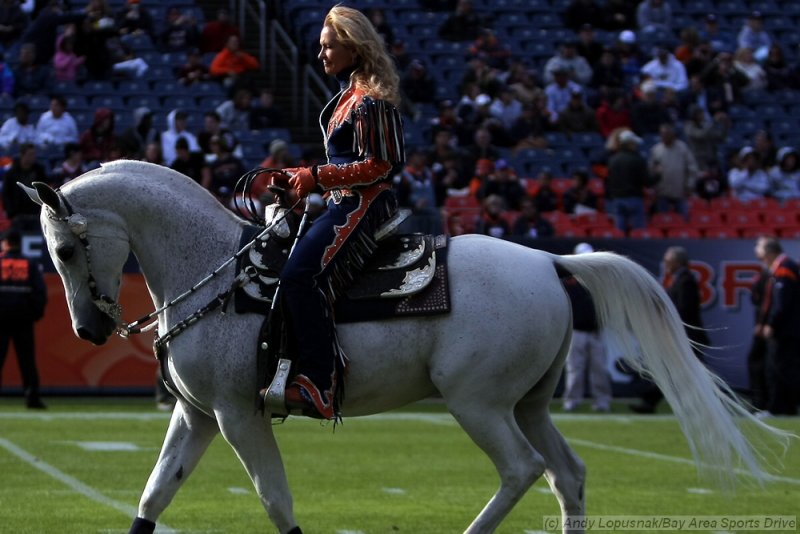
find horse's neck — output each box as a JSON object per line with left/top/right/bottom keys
{"left": 83, "top": 164, "right": 243, "bottom": 307}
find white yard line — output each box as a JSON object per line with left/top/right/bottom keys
{"left": 0, "top": 437, "right": 176, "bottom": 533}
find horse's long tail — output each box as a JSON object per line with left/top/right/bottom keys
{"left": 552, "top": 251, "right": 794, "bottom": 487}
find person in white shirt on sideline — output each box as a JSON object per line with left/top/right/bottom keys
{"left": 728, "top": 145, "right": 771, "bottom": 201}
{"left": 641, "top": 46, "right": 688, "bottom": 93}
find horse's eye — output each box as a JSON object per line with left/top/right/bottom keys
{"left": 56, "top": 245, "right": 75, "bottom": 262}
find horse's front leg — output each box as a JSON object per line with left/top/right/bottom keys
{"left": 217, "top": 410, "right": 300, "bottom": 534}
{"left": 128, "top": 401, "right": 219, "bottom": 534}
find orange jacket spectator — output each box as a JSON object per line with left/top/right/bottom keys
{"left": 209, "top": 35, "right": 259, "bottom": 79}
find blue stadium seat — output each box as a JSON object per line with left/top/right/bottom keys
{"left": 118, "top": 80, "right": 151, "bottom": 95}
{"left": 162, "top": 95, "right": 197, "bottom": 110}
{"left": 90, "top": 95, "right": 126, "bottom": 111}
{"left": 64, "top": 94, "right": 90, "bottom": 111}
{"left": 198, "top": 96, "right": 226, "bottom": 111}
{"left": 126, "top": 95, "right": 162, "bottom": 110}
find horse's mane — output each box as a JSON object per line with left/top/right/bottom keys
{"left": 62, "top": 160, "right": 242, "bottom": 225}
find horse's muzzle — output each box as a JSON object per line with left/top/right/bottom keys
{"left": 76, "top": 311, "right": 118, "bottom": 345}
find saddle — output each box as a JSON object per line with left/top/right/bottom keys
{"left": 234, "top": 211, "right": 451, "bottom": 321}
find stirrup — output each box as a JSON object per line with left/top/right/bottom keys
{"left": 262, "top": 358, "right": 293, "bottom": 416}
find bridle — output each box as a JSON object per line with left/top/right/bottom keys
{"left": 46, "top": 179, "right": 301, "bottom": 347}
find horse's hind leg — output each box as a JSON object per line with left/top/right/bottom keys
{"left": 515, "top": 342, "right": 587, "bottom": 534}
{"left": 445, "top": 397, "right": 546, "bottom": 533}
{"left": 132, "top": 402, "right": 219, "bottom": 531}
{"left": 216, "top": 411, "right": 298, "bottom": 534}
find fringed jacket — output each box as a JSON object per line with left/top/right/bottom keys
{"left": 313, "top": 76, "right": 405, "bottom": 268}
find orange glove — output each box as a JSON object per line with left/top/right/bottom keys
{"left": 286, "top": 167, "right": 317, "bottom": 198}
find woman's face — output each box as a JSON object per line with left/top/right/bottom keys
{"left": 318, "top": 25, "right": 355, "bottom": 76}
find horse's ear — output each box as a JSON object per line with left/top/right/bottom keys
{"left": 19, "top": 182, "right": 61, "bottom": 212}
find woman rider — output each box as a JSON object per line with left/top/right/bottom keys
{"left": 261, "top": 6, "right": 405, "bottom": 420}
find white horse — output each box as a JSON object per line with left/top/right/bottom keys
{"left": 23, "top": 161, "right": 790, "bottom": 534}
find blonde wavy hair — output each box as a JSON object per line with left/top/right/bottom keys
{"left": 324, "top": 5, "right": 401, "bottom": 106}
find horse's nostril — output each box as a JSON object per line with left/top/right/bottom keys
{"left": 76, "top": 327, "right": 94, "bottom": 340}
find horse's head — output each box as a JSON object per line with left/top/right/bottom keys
{"left": 22, "top": 181, "right": 130, "bottom": 345}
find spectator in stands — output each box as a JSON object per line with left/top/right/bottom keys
{"left": 768, "top": 147, "right": 800, "bottom": 201}
{"left": 700, "top": 14, "right": 735, "bottom": 54}
{"left": 614, "top": 30, "right": 644, "bottom": 89}
{"left": 202, "top": 134, "right": 246, "bottom": 206}
{"left": 401, "top": 59, "right": 436, "bottom": 107}
{"left": 394, "top": 148, "right": 442, "bottom": 235}
{"left": 531, "top": 167, "right": 559, "bottom": 213}
{"left": 215, "top": 86, "right": 252, "bottom": 132}
{"left": 763, "top": 43, "right": 797, "bottom": 91}
{"left": 459, "top": 56, "right": 502, "bottom": 99}
{"left": 728, "top": 146, "right": 770, "bottom": 201}
{"left": 563, "top": 169, "right": 599, "bottom": 214}
{"left": 510, "top": 102, "right": 548, "bottom": 151}
{"left": 197, "top": 110, "right": 240, "bottom": 162}
{"left": 0, "top": 102, "right": 36, "bottom": 151}
{"left": 544, "top": 41, "right": 592, "bottom": 86}
{"left": 467, "top": 28, "right": 511, "bottom": 70}
{"left": 110, "top": 42, "right": 149, "bottom": 78}
{"left": 427, "top": 126, "right": 469, "bottom": 184}
{"left": 141, "top": 140, "right": 163, "bottom": 165}
{"left": 476, "top": 158, "right": 525, "bottom": 211}
{"left": 118, "top": 106, "right": 158, "bottom": 159}
{"left": 2, "top": 143, "right": 49, "bottom": 228}
{"left": 75, "top": 0, "right": 118, "bottom": 80}
{"left": 737, "top": 11, "right": 771, "bottom": 57}
{"left": 605, "top": 129, "right": 652, "bottom": 233}
{"left": 488, "top": 85, "right": 523, "bottom": 132}
{"left": 20, "top": 1, "right": 84, "bottom": 67}
{"left": 0, "top": 0, "right": 28, "bottom": 50}
{"left": 641, "top": 45, "right": 689, "bottom": 93}
{"left": 258, "top": 138, "right": 294, "bottom": 170}
{"left": 595, "top": 89, "right": 631, "bottom": 138}
{"left": 590, "top": 46, "right": 625, "bottom": 99}
{"left": 53, "top": 24, "right": 86, "bottom": 82}
{"left": 649, "top": 122, "right": 698, "bottom": 218}
{"left": 170, "top": 137, "right": 208, "bottom": 185}
{"left": 734, "top": 47, "right": 766, "bottom": 92}
{"left": 754, "top": 235, "right": 800, "bottom": 416}
{"left": 636, "top": 0, "right": 671, "bottom": 35}
{"left": 753, "top": 129, "right": 777, "bottom": 169}
{"left": 506, "top": 64, "right": 543, "bottom": 107}
{"left": 674, "top": 27, "right": 701, "bottom": 65}
{"left": 683, "top": 104, "right": 728, "bottom": 173}
{"left": 432, "top": 99, "right": 469, "bottom": 143}
{"left": 249, "top": 87, "right": 284, "bottom": 130}
{"left": 13, "top": 43, "right": 52, "bottom": 97}
{"left": 115, "top": 0, "right": 154, "bottom": 39}
{"left": 159, "top": 7, "right": 198, "bottom": 52}
{"left": 209, "top": 34, "right": 259, "bottom": 89}
{"left": 0, "top": 51, "right": 13, "bottom": 97}
{"left": 433, "top": 153, "right": 471, "bottom": 198}
{"left": 630, "top": 79, "right": 670, "bottom": 134}
{"left": 604, "top": 0, "right": 637, "bottom": 31}
{"left": 160, "top": 109, "right": 200, "bottom": 166}
{"left": 558, "top": 87, "right": 599, "bottom": 134}
{"left": 562, "top": 0, "right": 605, "bottom": 32}
{"left": 438, "top": 0, "right": 482, "bottom": 42}
{"left": 575, "top": 24, "right": 604, "bottom": 67}
{"left": 464, "top": 127, "right": 501, "bottom": 175}
{"left": 367, "top": 8, "right": 393, "bottom": 49}
{"left": 79, "top": 107, "right": 116, "bottom": 166}
{"left": 200, "top": 8, "right": 240, "bottom": 54}
{"left": 389, "top": 39, "right": 412, "bottom": 73}
{"left": 35, "top": 95, "right": 78, "bottom": 148}
{"left": 50, "top": 142, "right": 87, "bottom": 184}
{"left": 545, "top": 65, "right": 583, "bottom": 124}
{"left": 474, "top": 194, "right": 510, "bottom": 238}
{"left": 176, "top": 48, "right": 210, "bottom": 86}
{"left": 700, "top": 52, "right": 748, "bottom": 111}
{"left": 512, "top": 197, "right": 554, "bottom": 238}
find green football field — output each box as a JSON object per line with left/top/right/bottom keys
{"left": 0, "top": 397, "right": 797, "bottom": 534}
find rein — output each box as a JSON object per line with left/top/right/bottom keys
{"left": 51, "top": 171, "right": 300, "bottom": 351}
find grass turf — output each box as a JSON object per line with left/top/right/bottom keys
{"left": 0, "top": 397, "right": 797, "bottom": 533}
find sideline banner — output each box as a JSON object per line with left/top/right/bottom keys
{"left": 3, "top": 233, "right": 797, "bottom": 392}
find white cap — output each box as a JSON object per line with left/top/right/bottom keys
{"left": 618, "top": 130, "right": 643, "bottom": 145}
{"left": 619, "top": 30, "right": 636, "bottom": 44}
{"left": 574, "top": 242, "right": 594, "bottom": 255}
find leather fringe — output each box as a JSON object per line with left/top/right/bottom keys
{"left": 352, "top": 97, "right": 405, "bottom": 164}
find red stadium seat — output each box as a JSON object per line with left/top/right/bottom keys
{"left": 726, "top": 210, "right": 763, "bottom": 229}
{"left": 710, "top": 196, "right": 748, "bottom": 212}
{"left": 650, "top": 212, "right": 688, "bottom": 230}
{"left": 589, "top": 226, "right": 625, "bottom": 238}
{"left": 740, "top": 197, "right": 780, "bottom": 212}
{"left": 778, "top": 226, "right": 800, "bottom": 238}
{"left": 702, "top": 226, "right": 739, "bottom": 238}
{"left": 558, "top": 226, "right": 588, "bottom": 237}
{"left": 689, "top": 211, "right": 724, "bottom": 228}
{"left": 739, "top": 227, "right": 775, "bottom": 238}
{"left": 629, "top": 227, "right": 665, "bottom": 239}
{"left": 666, "top": 227, "right": 702, "bottom": 238}
{"left": 574, "top": 212, "right": 614, "bottom": 228}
